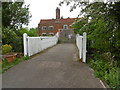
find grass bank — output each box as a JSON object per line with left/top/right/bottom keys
{"left": 87, "top": 52, "right": 120, "bottom": 90}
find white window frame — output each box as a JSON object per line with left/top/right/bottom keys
{"left": 42, "top": 33, "right": 47, "bottom": 36}
{"left": 63, "top": 25, "right": 68, "bottom": 29}
{"left": 42, "top": 26, "right": 47, "bottom": 30}
{"left": 49, "top": 26, "right": 54, "bottom": 30}
{"left": 49, "top": 33, "right": 54, "bottom": 36}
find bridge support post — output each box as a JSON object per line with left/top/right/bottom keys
{"left": 23, "top": 33, "right": 28, "bottom": 56}
{"left": 83, "top": 32, "right": 87, "bottom": 63}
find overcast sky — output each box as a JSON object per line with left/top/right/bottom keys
{"left": 24, "top": 0, "right": 81, "bottom": 29}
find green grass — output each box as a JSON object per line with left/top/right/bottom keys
{"left": 2, "top": 56, "right": 30, "bottom": 73}
{"left": 87, "top": 53, "right": 120, "bottom": 90}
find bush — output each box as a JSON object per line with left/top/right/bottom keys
{"left": 2, "top": 27, "right": 23, "bottom": 52}
{"left": 88, "top": 53, "right": 119, "bottom": 89}
{"left": 2, "top": 44, "right": 12, "bottom": 54}
{"left": 10, "top": 36, "right": 23, "bottom": 52}
{"left": 2, "top": 27, "right": 17, "bottom": 44}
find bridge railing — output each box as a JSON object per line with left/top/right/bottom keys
{"left": 76, "top": 32, "right": 87, "bottom": 63}
{"left": 23, "top": 33, "right": 59, "bottom": 56}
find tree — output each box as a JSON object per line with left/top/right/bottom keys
{"left": 60, "top": 0, "right": 120, "bottom": 61}
{"left": 2, "top": 0, "right": 32, "bottom": 52}
{"left": 18, "top": 28, "right": 38, "bottom": 37}
{"left": 28, "top": 28, "right": 38, "bottom": 37}
{"left": 2, "top": 27, "right": 23, "bottom": 52}
{"left": 17, "top": 27, "right": 29, "bottom": 36}
{"left": 2, "top": 1, "right": 31, "bottom": 29}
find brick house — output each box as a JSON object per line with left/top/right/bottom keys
{"left": 38, "top": 7, "right": 76, "bottom": 36}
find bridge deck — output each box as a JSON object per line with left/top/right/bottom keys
{"left": 3, "top": 44, "right": 104, "bottom": 88}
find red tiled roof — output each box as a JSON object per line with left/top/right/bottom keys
{"left": 39, "top": 18, "right": 76, "bottom": 24}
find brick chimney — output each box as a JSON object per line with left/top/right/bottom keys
{"left": 56, "top": 7, "right": 60, "bottom": 19}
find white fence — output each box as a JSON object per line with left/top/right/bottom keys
{"left": 76, "top": 32, "right": 87, "bottom": 63}
{"left": 23, "top": 33, "right": 59, "bottom": 56}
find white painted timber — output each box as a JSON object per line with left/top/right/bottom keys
{"left": 23, "top": 33, "right": 28, "bottom": 56}
{"left": 76, "top": 32, "right": 87, "bottom": 63}
{"left": 23, "top": 33, "right": 59, "bottom": 56}
{"left": 83, "top": 32, "right": 87, "bottom": 63}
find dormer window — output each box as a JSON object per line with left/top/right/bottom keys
{"left": 42, "top": 26, "right": 46, "bottom": 30}
{"left": 63, "top": 25, "right": 68, "bottom": 29}
{"left": 49, "top": 26, "right": 54, "bottom": 30}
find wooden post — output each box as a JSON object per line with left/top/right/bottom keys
{"left": 79, "top": 36, "right": 83, "bottom": 59}
{"left": 83, "top": 32, "right": 87, "bottom": 63}
{"left": 23, "top": 33, "right": 28, "bottom": 56}
{"left": 27, "top": 36, "right": 30, "bottom": 56}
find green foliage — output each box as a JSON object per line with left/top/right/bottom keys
{"left": 2, "top": 44, "right": 12, "bottom": 54}
{"left": 2, "top": 2, "right": 31, "bottom": 29}
{"left": 18, "top": 28, "right": 38, "bottom": 37}
{"left": 23, "top": 56, "right": 30, "bottom": 60}
{"left": 2, "top": 27, "right": 23, "bottom": 52}
{"left": 18, "top": 28, "right": 29, "bottom": 36}
{"left": 72, "top": 18, "right": 87, "bottom": 34}
{"left": 70, "top": 1, "right": 120, "bottom": 63}
{"left": 88, "top": 53, "right": 120, "bottom": 89}
{"left": 2, "top": 27, "right": 38, "bottom": 53}
{"left": 11, "top": 36, "right": 23, "bottom": 52}
{"left": 28, "top": 28, "right": 38, "bottom": 37}
{"left": 2, "top": 27, "right": 17, "bottom": 44}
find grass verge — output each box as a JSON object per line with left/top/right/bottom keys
{"left": 2, "top": 56, "right": 30, "bottom": 73}
{"left": 87, "top": 53, "right": 120, "bottom": 90}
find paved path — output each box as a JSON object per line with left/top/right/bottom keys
{"left": 3, "top": 44, "right": 104, "bottom": 88}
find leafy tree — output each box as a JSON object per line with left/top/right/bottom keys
{"left": 61, "top": 0, "right": 120, "bottom": 63}
{"left": 2, "top": 27, "right": 23, "bottom": 52}
{"left": 17, "top": 28, "right": 29, "bottom": 36}
{"left": 72, "top": 18, "right": 88, "bottom": 34}
{"left": 18, "top": 28, "right": 38, "bottom": 37}
{"left": 28, "top": 28, "right": 38, "bottom": 37}
{"left": 2, "top": 0, "right": 32, "bottom": 52}
{"left": 2, "top": 1, "right": 31, "bottom": 29}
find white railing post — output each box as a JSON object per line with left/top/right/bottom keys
{"left": 23, "top": 33, "right": 28, "bottom": 56}
{"left": 79, "top": 36, "right": 83, "bottom": 59}
{"left": 27, "top": 36, "right": 30, "bottom": 56}
{"left": 83, "top": 32, "right": 87, "bottom": 63}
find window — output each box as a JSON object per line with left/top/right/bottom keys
{"left": 49, "top": 33, "right": 54, "bottom": 36}
{"left": 49, "top": 26, "right": 54, "bottom": 30}
{"left": 42, "top": 33, "right": 46, "bottom": 36}
{"left": 42, "top": 26, "right": 46, "bottom": 30}
{"left": 63, "top": 25, "right": 68, "bottom": 29}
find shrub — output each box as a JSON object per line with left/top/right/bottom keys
{"left": 2, "top": 44, "right": 12, "bottom": 54}
{"left": 2, "top": 27, "right": 23, "bottom": 52}
{"left": 10, "top": 36, "right": 23, "bottom": 52}
{"left": 88, "top": 53, "right": 119, "bottom": 89}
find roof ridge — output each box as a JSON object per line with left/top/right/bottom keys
{"left": 40, "top": 18, "right": 76, "bottom": 21}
